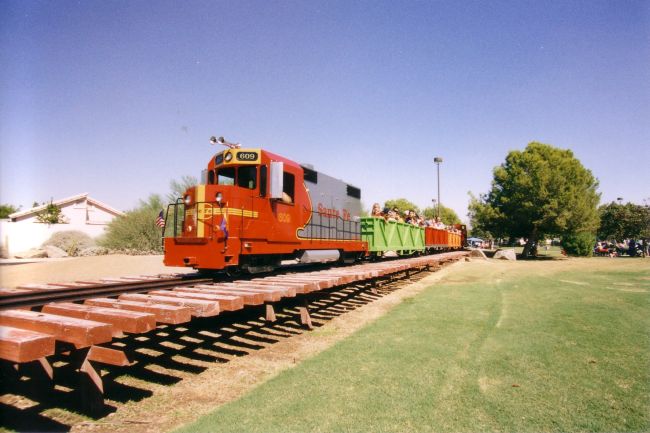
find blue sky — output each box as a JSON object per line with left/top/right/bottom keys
{"left": 1, "top": 0, "right": 648, "bottom": 221}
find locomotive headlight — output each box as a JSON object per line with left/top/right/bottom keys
{"left": 216, "top": 192, "right": 223, "bottom": 203}
{"left": 224, "top": 151, "right": 233, "bottom": 162}
{"left": 184, "top": 195, "right": 191, "bottom": 205}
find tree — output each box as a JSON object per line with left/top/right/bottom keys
{"left": 0, "top": 204, "right": 19, "bottom": 219}
{"left": 383, "top": 198, "right": 420, "bottom": 215}
{"left": 598, "top": 201, "right": 650, "bottom": 241}
{"left": 167, "top": 175, "right": 198, "bottom": 203}
{"left": 36, "top": 200, "right": 65, "bottom": 224}
{"left": 359, "top": 201, "right": 369, "bottom": 217}
{"left": 468, "top": 142, "right": 600, "bottom": 257}
{"left": 467, "top": 192, "right": 498, "bottom": 239}
{"left": 100, "top": 194, "right": 165, "bottom": 253}
{"left": 422, "top": 205, "right": 460, "bottom": 225}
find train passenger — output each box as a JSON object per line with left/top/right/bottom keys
{"left": 386, "top": 207, "right": 403, "bottom": 223}
{"left": 404, "top": 210, "right": 414, "bottom": 224}
{"left": 371, "top": 203, "right": 383, "bottom": 217}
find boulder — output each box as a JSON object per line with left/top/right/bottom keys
{"left": 44, "top": 245, "right": 69, "bottom": 258}
{"left": 469, "top": 249, "right": 488, "bottom": 260}
{"left": 494, "top": 249, "right": 517, "bottom": 261}
{"left": 78, "top": 246, "right": 109, "bottom": 257}
{"left": 14, "top": 248, "right": 48, "bottom": 259}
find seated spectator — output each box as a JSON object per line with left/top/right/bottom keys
{"left": 404, "top": 210, "right": 414, "bottom": 224}
{"left": 393, "top": 208, "right": 404, "bottom": 223}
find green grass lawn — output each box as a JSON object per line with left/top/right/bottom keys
{"left": 174, "top": 259, "right": 650, "bottom": 433}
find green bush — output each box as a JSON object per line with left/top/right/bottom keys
{"left": 43, "top": 231, "right": 95, "bottom": 256}
{"left": 99, "top": 194, "right": 164, "bottom": 254}
{"left": 562, "top": 232, "right": 595, "bottom": 257}
{"left": 36, "top": 201, "right": 65, "bottom": 224}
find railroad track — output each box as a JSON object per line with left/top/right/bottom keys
{"left": 0, "top": 251, "right": 468, "bottom": 418}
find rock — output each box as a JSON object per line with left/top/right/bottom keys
{"left": 494, "top": 249, "right": 517, "bottom": 261}
{"left": 14, "top": 248, "right": 48, "bottom": 259}
{"left": 44, "top": 245, "right": 69, "bottom": 258}
{"left": 78, "top": 246, "right": 109, "bottom": 257}
{"left": 469, "top": 249, "right": 488, "bottom": 260}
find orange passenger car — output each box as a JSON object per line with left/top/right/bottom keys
{"left": 424, "top": 224, "right": 466, "bottom": 251}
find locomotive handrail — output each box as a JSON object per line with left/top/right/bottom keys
{"left": 303, "top": 209, "right": 360, "bottom": 241}
{"left": 163, "top": 198, "right": 187, "bottom": 241}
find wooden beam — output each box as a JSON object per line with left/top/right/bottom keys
{"left": 84, "top": 298, "right": 191, "bottom": 324}
{"left": 0, "top": 310, "right": 113, "bottom": 348}
{"left": 0, "top": 325, "right": 55, "bottom": 363}
{"left": 42, "top": 302, "right": 156, "bottom": 334}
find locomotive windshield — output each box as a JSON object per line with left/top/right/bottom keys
{"left": 209, "top": 166, "right": 257, "bottom": 190}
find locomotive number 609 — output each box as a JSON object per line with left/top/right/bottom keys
{"left": 236, "top": 151, "right": 258, "bottom": 161}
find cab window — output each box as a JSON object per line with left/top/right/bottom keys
{"left": 238, "top": 166, "right": 257, "bottom": 189}
{"left": 259, "top": 165, "right": 267, "bottom": 197}
{"left": 217, "top": 167, "right": 235, "bottom": 185}
{"left": 207, "top": 170, "right": 215, "bottom": 185}
{"left": 283, "top": 172, "right": 295, "bottom": 203}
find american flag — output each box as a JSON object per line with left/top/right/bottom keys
{"left": 155, "top": 210, "right": 165, "bottom": 228}
{"left": 220, "top": 214, "right": 228, "bottom": 240}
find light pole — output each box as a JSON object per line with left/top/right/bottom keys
{"left": 434, "top": 157, "right": 443, "bottom": 218}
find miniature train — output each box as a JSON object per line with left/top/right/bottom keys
{"left": 163, "top": 145, "right": 466, "bottom": 273}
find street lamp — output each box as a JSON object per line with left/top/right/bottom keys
{"left": 434, "top": 157, "right": 443, "bottom": 218}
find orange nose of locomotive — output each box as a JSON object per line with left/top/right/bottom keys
{"left": 163, "top": 185, "right": 231, "bottom": 269}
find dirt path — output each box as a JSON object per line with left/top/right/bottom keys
{"left": 0, "top": 255, "right": 195, "bottom": 289}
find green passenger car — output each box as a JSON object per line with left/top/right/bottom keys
{"left": 360, "top": 217, "right": 425, "bottom": 256}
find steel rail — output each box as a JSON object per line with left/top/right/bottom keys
{"left": 0, "top": 275, "right": 214, "bottom": 310}
{"left": 0, "top": 251, "right": 468, "bottom": 310}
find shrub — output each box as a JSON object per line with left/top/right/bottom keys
{"left": 78, "top": 246, "right": 110, "bottom": 256}
{"left": 43, "top": 231, "right": 95, "bottom": 256}
{"left": 562, "top": 232, "right": 595, "bottom": 257}
{"left": 36, "top": 201, "right": 66, "bottom": 224}
{"left": 99, "top": 194, "right": 164, "bottom": 254}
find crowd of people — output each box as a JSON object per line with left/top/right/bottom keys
{"left": 595, "top": 239, "right": 647, "bottom": 257}
{"left": 370, "top": 203, "right": 460, "bottom": 232}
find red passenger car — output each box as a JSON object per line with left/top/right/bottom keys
{"left": 424, "top": 224, "right": 466, "bottom": 252}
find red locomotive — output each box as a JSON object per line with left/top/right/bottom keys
{"left": 163, "top": 145, "right": 367, "bottom": 273}
{"left": 163, "top": 140, "right": 465, "bottom": 273}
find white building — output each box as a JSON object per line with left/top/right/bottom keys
{"left": 0, "top": 193, "right": 124, "bottom": 257}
